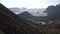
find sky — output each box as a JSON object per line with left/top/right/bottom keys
{"left": 0, "top": 0, "right": 60, "bottom": 8}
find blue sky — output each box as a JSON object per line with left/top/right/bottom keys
{"left": 0, "top": 0, "right": 60, "bottom": 8}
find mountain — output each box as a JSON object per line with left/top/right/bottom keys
{"left": 17, "top": 9, "right": 48, "bottom": 22}
{"left": 9, "top": 7, "right": 21, "bottom": 14}
{"left": 45, "top": 4, "right": 60, "bottom": 17}
{"left": 9, "top": 7, "right": 28, "bottom": 14}
{"left": 17, "top": 11, "right": 35, "bottom": 19}
{"left": 9, "top": 7, "right": 47, "bottom": 17}
{"left": 0, "top": 3, "right": 42, "bottom": 34}
{"left": 43, "top": 4, "right": 60, "bottom": 28}
{"left": 9, "top": 7, "right": 21, "bottom": 12}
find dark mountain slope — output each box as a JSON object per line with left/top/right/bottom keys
{"left": 17, "top": 11, "right": 47, "bottom": 21}
{"left": 45, "top": 4, "right": 60, "bottom": 17}
{"left": 17, "top": 11, "right": 35, "bottom": 19}
{"left": 0, "top": 3, "right": 42, "bottom": 34}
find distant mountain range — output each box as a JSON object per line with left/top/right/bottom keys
{"left": 9, "top": 7, "right": 21, "bottom": 12}
{"left": 17, "top": 11, "right": 48, "bottom": 21}
{"left": 8, "top": 4, "right": 60, "bottom": 25}
{"left": 9, "top": 7, "right": 47, "bottom": 20}
{"left": 9, "top": 7, "right": 47, "bottom": 16}
{"left": 28, "top": 8, "right": 47, "bottom": 16}
{"left": 9, "top": 7, "right": 21, "bottom": 14}
{"left": 9, "top": 7, "right": 27, "bottom": 14}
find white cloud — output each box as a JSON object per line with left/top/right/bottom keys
{"left": 0, "top": 0, "right": 60, "bottom": 8}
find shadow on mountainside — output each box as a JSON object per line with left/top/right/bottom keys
{"left": 0, "top": 3, "right": 42, "bottom": 34}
